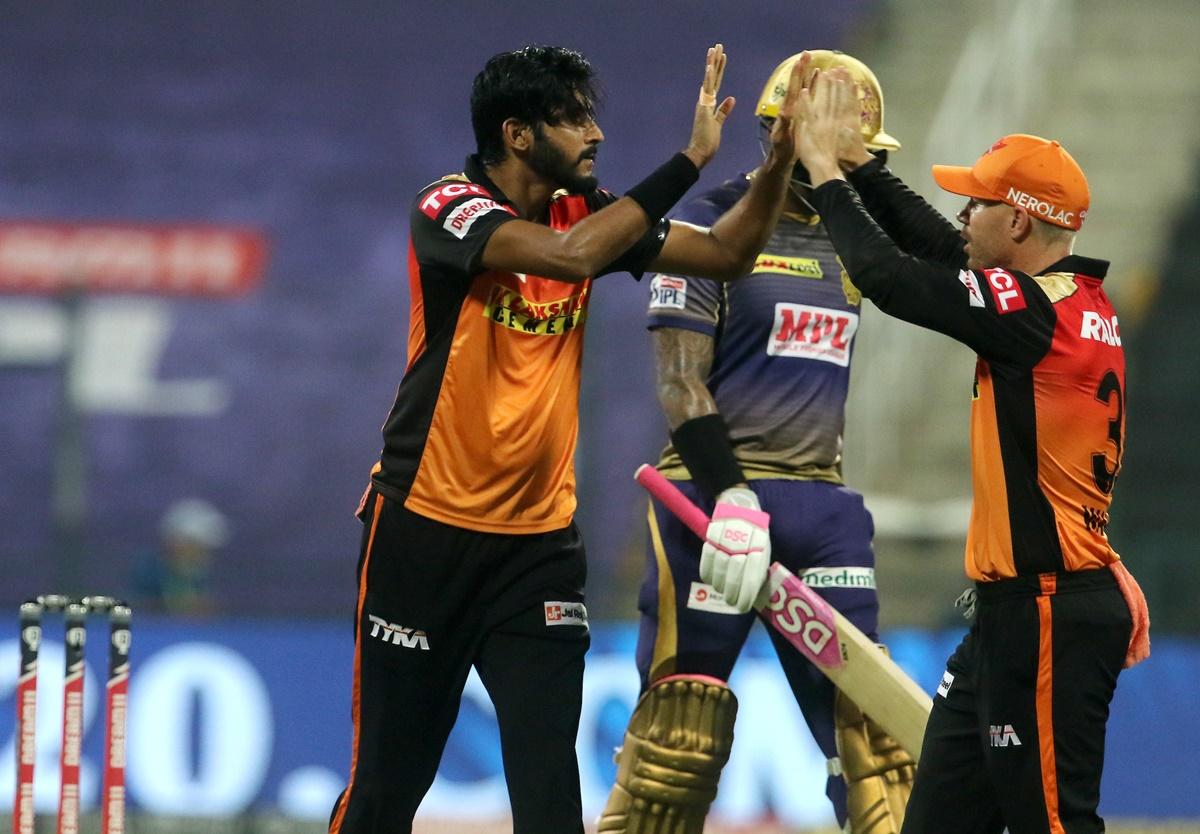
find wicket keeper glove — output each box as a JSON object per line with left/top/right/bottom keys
{"left": 700, "top": 487, "right": 770, "bottom": 614}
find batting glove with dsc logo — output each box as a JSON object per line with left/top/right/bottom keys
{"left": 700, "top": 487, "right": 770, "bottom": 614}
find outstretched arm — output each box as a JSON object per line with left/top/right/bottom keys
{"left": 792, "top": 51, "right": 962, "bottom": 265}
{"left": 649, "top": 58, "right": 808, "bottom": 281}
{"left": 845, "top": 159, "right": 966, "bottom": 266}
{"left": 479, "top": 45, "right": 737, "bottom": 282}
{"left": 798, "top": 68, "right": 1054, "bottom": 365}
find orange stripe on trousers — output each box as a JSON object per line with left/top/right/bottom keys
{"left": 329, "top": 494, "right": 385, "bottom": 834}
{"left": 1036, "top": 573, "right": 1066, "bottom": 834}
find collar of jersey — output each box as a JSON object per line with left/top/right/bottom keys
{"left": 1039, "top": 254, "right": 1109, "bottom": 281}
{"left": 464, "top": 155, "right": 516, "bottom": 209}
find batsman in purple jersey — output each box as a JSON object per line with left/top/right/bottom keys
{"left": 600, "top": 52, "right": 915, "bottom": 834}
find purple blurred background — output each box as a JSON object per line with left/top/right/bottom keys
{"left": 0, "top": 1, "right": 873, "bottom": 616}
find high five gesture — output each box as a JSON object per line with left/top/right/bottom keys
{"left": 683, "top": 44, "right": 737, "bottom": 168}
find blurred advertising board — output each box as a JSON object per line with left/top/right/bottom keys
{"left": 1, "top": 620, "right": 1195, "bottom": 824}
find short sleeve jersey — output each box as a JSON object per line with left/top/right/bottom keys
{"left": 373, "top": 156, "right": 666, "bottom": 534}
{"left": 647, "top": 175, "right": 861, "bottom": 483}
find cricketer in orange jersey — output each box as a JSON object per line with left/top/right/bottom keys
{"left": 794, "top": 64, "right": 1150, "bottom": 834}
{"left": 328, "top": 44, "right": 810, "bottom": 834}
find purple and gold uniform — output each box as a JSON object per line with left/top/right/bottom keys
{"left": 640, "top": 174, "right": 878, "bottom": 825}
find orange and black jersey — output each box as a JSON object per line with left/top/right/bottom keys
{"left": 812, "top": 161, "right": 1125, "bottom": 581}
{"left": 372, "top": 156, "right": 667, "bottom": 534}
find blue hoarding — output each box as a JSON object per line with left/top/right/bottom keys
{"left": 1, "top": 619, "right": 1196, "bottom": 825}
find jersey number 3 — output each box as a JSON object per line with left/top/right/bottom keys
{"left": 1091, "top": 369, "right": 1124, "bottom": 495}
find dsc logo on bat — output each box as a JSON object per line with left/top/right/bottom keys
{"left": 762, "top": 567, "right": 844, "bottom": 668}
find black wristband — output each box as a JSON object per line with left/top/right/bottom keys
{"left": 670, "top": 413, "right": 746, "bottom": 503}
{"left": 625, "top": 152, "right": 700, "bottom": 223}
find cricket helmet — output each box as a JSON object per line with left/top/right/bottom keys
{"left": 756, "top": 50, "right": 901, "bottom": 151}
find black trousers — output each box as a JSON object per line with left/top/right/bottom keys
{"left": 902, "top": 568, "right": 1131, "bottom": 834}
{"left": 329, "top": 492, "right": 590, "bottom": 834}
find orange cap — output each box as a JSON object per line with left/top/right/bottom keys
{"left": 931, "top": 134, "right": 1090, "bottom": 230}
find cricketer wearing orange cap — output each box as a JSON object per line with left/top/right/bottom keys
{"left": 792, "top": 65, "right": 1150, "bottom": 834}
{"left": 932, "top": 133, "right": 1090, "bottom": 231}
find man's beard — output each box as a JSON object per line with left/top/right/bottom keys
{"left": 529, "top": 137, "right": 598, "bottom": 194}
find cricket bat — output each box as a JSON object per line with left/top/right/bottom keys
{"left": 635, "top": 463, "right": 933, "bottom": 759}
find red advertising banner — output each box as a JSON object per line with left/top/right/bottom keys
{"left": 0, "top": 221, "right": 269, "bottom": 296}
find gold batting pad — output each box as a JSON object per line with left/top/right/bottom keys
{"left": 835, "top": 684, "right": 917, "bottom": 834}
{"left": 597, "top": 677, "right": 737, "bottom": 834}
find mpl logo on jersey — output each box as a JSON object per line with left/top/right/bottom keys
{"left": 483, "top": 283, "right": 589, "bottom": 336}
{"left": 768, "top": 303, "right": 859, "bottom": 366}
{"left": 649, "top": 274, "right": 688, "bottom": 309}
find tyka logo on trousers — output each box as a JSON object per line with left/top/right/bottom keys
{"left": 989, "top": 724, "right": 1022, "bottom": 747}
{"left": 367, "top": 615, "right": 430, "bottom": 651}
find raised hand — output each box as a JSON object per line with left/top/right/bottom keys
{"left": 796, "top": 62, "right": 855, "bottom": 186}
{"left": 830, "top": 68, "right": 875, "bottom": 170}
{"left": 764, "top": 55, "right": 807, "bottom": 166}
{"left": 683, "top": 44, "right": 737, "bottom": 169}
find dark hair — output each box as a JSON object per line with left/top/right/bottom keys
{"left": 470, "top": 45, "right": 599, "bottom": 165}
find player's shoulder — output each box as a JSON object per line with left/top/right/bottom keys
{"left": 1031, "top": 271, "right": 1079, "bottom": 304}
{"left": 412, "top": 173, "right": 502, "bottom": 220}
{"left": 672, "top": 174, "right": 749, "bottom": 226}
{"left": 410, "top": 173, "right": 518, "bottom": 248}
{"left": 955, "top": 265, "right": 1066, "bottom": 320}
{"left": 1031, "top": 256, "right": 1110, "bottom": 304}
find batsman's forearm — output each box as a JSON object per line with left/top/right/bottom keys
{"left": 654, "top": 328, "right": 718, "bottom": 430}
{"left": 705, "top": 153, "right": 792, "bottom": 278}
{"left": 657, "top": 376, "right": 718, "bottom": 430}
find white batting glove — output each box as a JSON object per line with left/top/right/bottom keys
{"left": 699, "top": 487, "right": 771, "bottom": 614}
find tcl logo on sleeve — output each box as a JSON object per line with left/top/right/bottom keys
{"left": 983, "top": 268, "right": 1027, "bottom": 313}
{"left": 419, "top": 182, "right": 491, "bottom": 219}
